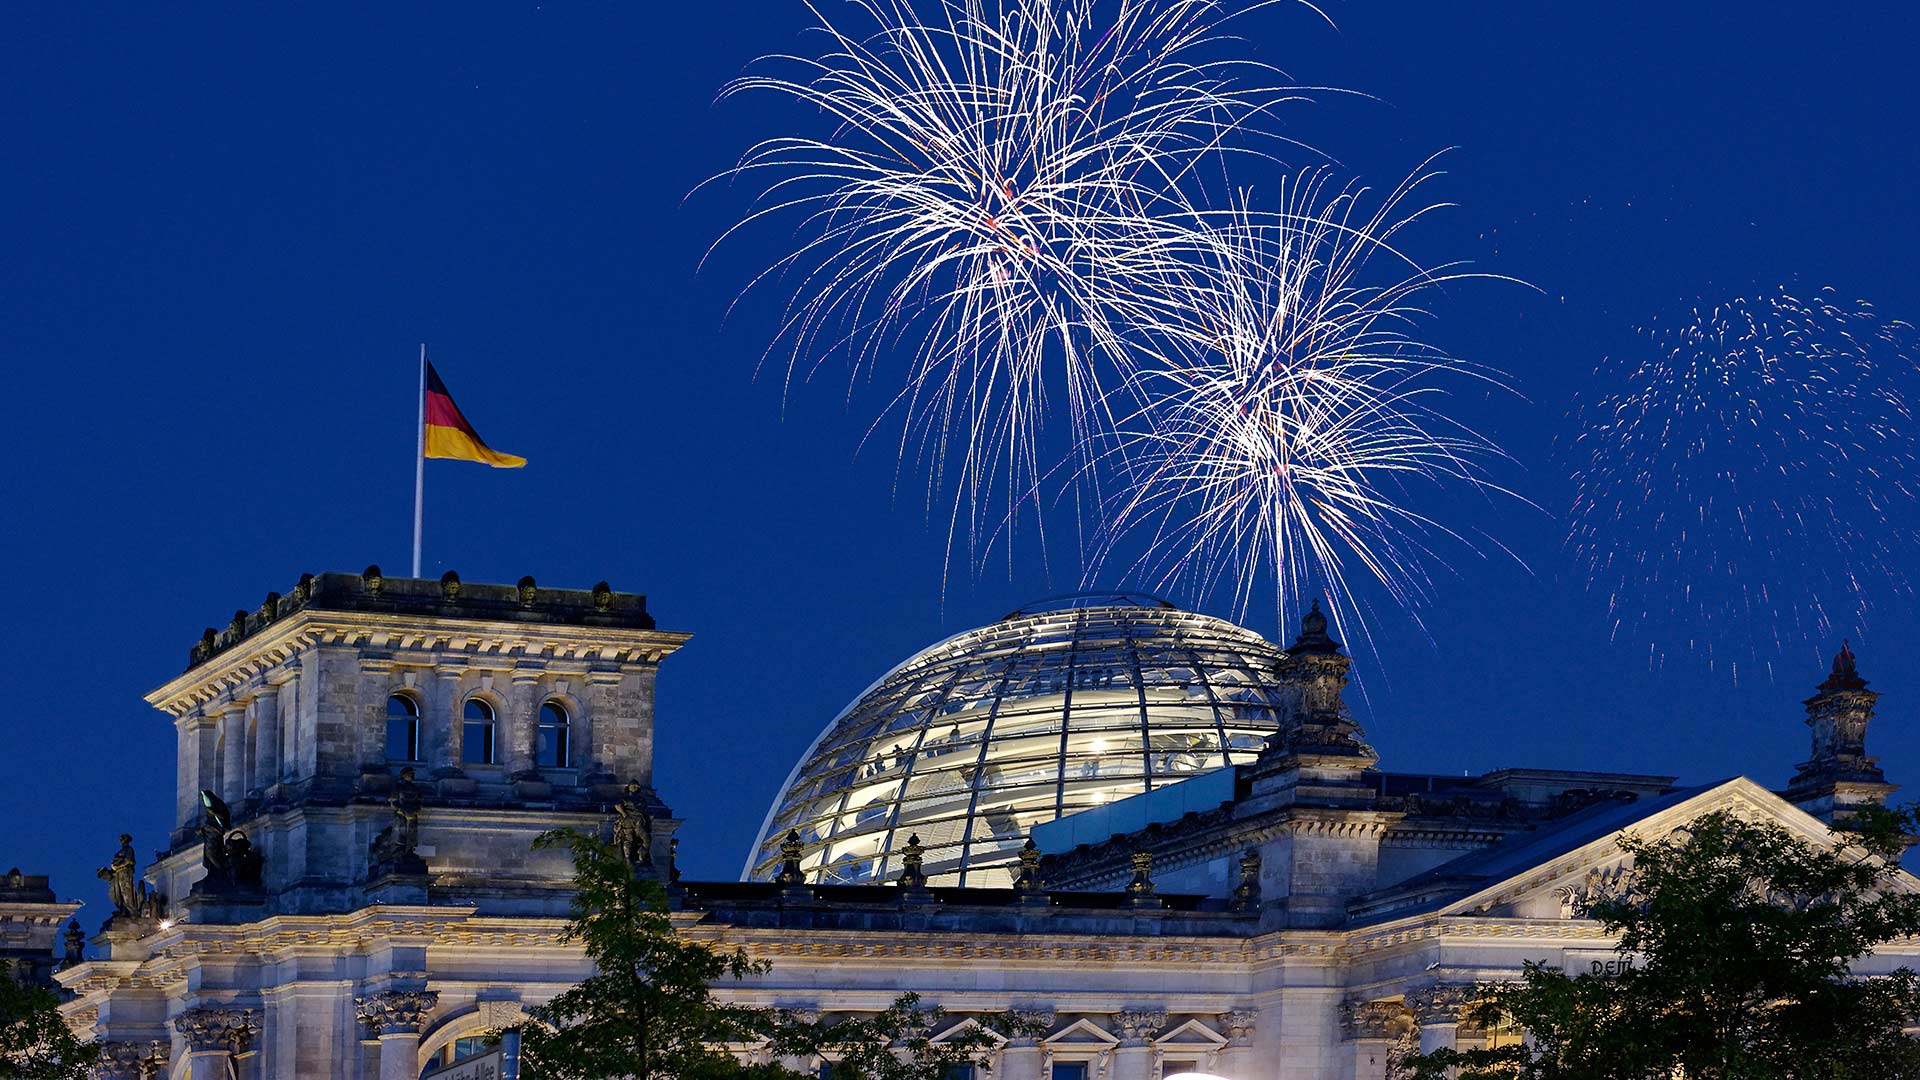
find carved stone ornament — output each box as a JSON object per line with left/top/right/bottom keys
{"left": 1113, "top": 1010, "right": 1167, "bottom": 1042}
{"left": 197, "top": 791, "right": 265, "bottom": 892}
{"left": 592, "top": 580, "right": 614, "bottom": 610}
{"left": 355, "top": 989, "right": 440, "bottom": 1037}
{"left": 897, "top": 833, "right": 929, "bottom": 890}
{"left": 1219, "top": 1008, "right": 1258, "bottom": 1044}
{"left": 174, "top": 1006, "right": 259, "bottom": 1055}
{"left": 1126, "top": 851, "right": 1155, "bottom": 896}
{"left": 773, "top": 830, "right": 806, "bottom": 886}
{"left": 475, "top": 999, "right": 528, "bottom": 1029}
{"left": 96, "top": 1039, "right": 170, "bottom": 1080}
{"left": 1012, "top": 838, "right": 1046, "bottom": 896}
{"left": 1339, "top": 1000, "right": 1413, "bottom": 1042}
{"left": 1408, "top": 984, "right": 1479, "bottom": 1026}
{"left": 362, "top": 565, "right": 384, "bottom": 595}
{"left": 517, "top": 575, "right": 538, "bottom": 604}
{"left": 1230, "top": 848, "right": 1261, "bottom": 912}
{"left": 61, "top": 919, "right": 84, "bottom": 968}
{"left": 1559, "top": 862, "right": 1644, "bottom": 918}
{"left": 1009, "top": 1009, "right": 1056, "bottom": 1042}
{"left": 439, "top": 570, "right": 461, "bottom": 601}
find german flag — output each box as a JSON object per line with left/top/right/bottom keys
{"left": 423, "top": 362, "right": 526, "bottom": 468}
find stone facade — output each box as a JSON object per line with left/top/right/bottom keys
{"left": 52, "top": 574, "right": 1920, "bottom": 1080}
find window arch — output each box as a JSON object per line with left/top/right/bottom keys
{"left": 537, "top": 701, "right": 571, "bottom": 768}
{"left": 386, "top": 694, "right": 421, "bottom": 763}
{"left": 462, "top": 698, "right": 497, "bottom": 766}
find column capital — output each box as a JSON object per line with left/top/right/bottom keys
{"left": 97, "top": 1040, "right": 170, "bottom": 1079}
{"left": 356, "top": 989, "right": 440, "bottom": 1037}
{"left": 174, "top": 1005, "right": 259, "bottom": 1054}
{"left": 1339, "top": 999, "right": 1413, "bottom": 1041}
{"left": 1218, "top": 1007, "right": 1258, "bottom": 1045}
{"left": 1407, "top": 984, "right": 1479, "bottom": 1026}
{"left": 1112, "top": 1009, "right": 1166, "bottom": 1044}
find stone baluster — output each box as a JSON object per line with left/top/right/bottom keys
{"left": 356, "top": 989, "right": 439, "bottom": 1080}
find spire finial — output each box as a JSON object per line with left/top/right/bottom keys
{"left": 1287, "top": 597, "right": 1341, "bottom": 655}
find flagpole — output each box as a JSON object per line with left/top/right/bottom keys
{"left": 412, "top": 343, "right": 425, "bottom": 578}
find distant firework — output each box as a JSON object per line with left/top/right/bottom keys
{"left": 715, "top": 0, "right": 1316, "bottom": 568}
{"left": 1568, "top": 288, "right": 1920, "bottom": 681}
{"left": 1089, "top": 170, "right": 1511, "bottom": 648}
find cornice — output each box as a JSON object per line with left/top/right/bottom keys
{"left": 148, "top": 610, "right": 691, "bottom": 716}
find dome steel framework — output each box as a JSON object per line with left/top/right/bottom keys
{"left": 743, "top": 594, "right": 1292, "bottom": 887}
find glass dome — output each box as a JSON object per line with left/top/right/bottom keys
{"left": 743, "top": 593, "right": 1292, "bottom": 887}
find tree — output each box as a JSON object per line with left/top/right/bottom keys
{"left": 0, "top": 971, "right": 98, "bottom": 1080}
{"left": 1406, "top": 809, "right": 1920, "bottom": 1080}
{"left": 516, "top": 829, "right": 1024, "bottom": 1080}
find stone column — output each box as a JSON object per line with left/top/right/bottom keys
{"left": 999, "top": 1010, "right": 1054, "bottom": 1080}
{"left": 250, "top": 684, "right": 282, "bottom": 794}
{"left": 1110, "top": 1010, "right": 1165, "bottom": 1080}
{"left": 217, "top": 705, "right": 249, "bottom": 805}
{"left": 357, "top": 990, "right": 439, "bottom": 1080}
{"left": 506, "top": 672, "right": 542, "bottom": 778}
{"left": 429, "top": 667, "right": 466, "bottom": 776}
{"left": 176, "top": 712, "right": 217, "bottom": 836}
{"left": 174, "top": 1006, "right": 258, "bottom": 1080}
{"left": 1408, "top": 985, "right": 1475, "bottom": 1057}
{"left": 1214, "top": 1008, "right": 1257, "bottom": 1080}
{"left": 1341, "top": 1001, "right": 1413, "bottom": 1080}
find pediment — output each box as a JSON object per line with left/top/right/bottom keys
{"left": 1439, "top": 777, "right": 1912, "bottom": 920}
{"left": 1152, "top": 1018, "right": 1228, "bottom": 1049}
{"left": 932, "top": 1017, "right": 1008, "bottom": 1047}
{"left": 1043, "top": 1018, "right": 1119, "bottom": 1046}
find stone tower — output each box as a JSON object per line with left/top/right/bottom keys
{"left": 1237, "top": 601, "right": 1391, "bottom": 927}
{"left": 1785, "top": 642, "right": 1896, "bottom": 825}
{"left": 139, "top": 568, "right": 689, "bottom": 919}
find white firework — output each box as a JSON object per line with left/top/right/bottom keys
{"left": 1089, "top": 167, "right": 1513, "bottom": 648}
{"left": 714, "top": 0, "right": 1320, "bottom": 567}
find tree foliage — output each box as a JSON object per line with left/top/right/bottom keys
{"left": 0, "top": 972, "right": 97, "bottom": 1080}
{"left": 1406, "top": 809, "right": 1920, "bottom": 1080}
{"left": 515, "top": 829, "right": 1022, "bottom": 1080}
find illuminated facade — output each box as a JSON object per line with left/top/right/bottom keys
{"left": 745, "top": 594, "right": 1288, "bottom": 886}
{"left": 51, "top": 572, "right": 1920, "bottom": 1080}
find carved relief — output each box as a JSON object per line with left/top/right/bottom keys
{"left": 355, "top": 990, "right": 440, "bottom": 1037}
{"left": 173, "top": 1006, "right": 258, "bottom": 1055}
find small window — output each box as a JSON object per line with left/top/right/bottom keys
{"left": 1051, "top": 1064, "right": 1090, "bottom": 1080}
{"left": 385, "top": 694, "right": 420, "bottom": 762}
{"left": 943, "top": 1067, "right": 976, "bottom": 1080}
{"left": 462, "top": 699, "right": 497, "bottom": 766}
{"left": 537, "top": 701, "right": 571, "bottom": 768}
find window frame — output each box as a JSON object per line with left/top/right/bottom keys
{"left": 461, "top": 697, "right": 498, "bottom": 767}
{"left": 385, "top": 693, "right": 422, "bottom": 763}
{"left": 537, "top": 700, "right": 573, "bottom": 769}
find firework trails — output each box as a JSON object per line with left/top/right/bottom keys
{"left": 720, "top": 0, "right": 1500, "bottom": 643}
{"left": 1568, "top": 288, "right": 1920, "bottom": 681}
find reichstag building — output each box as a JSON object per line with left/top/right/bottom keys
{"left": 7, "top": 569, "right": 1905, "bottom": 1079}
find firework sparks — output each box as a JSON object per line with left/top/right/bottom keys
{"left": 1567, "top": 288, "right": 1920, "bottom": 681}
{"left": 713, "top": 0, "right": 1321, "bottom": 569}
{"left": 1085, "top": 168, "right": 1513, "bottom": 648}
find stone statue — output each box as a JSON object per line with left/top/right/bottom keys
{"left": 612, "top": 782, "right": 653, "bottom": 870}
{"left": 370, "top": 768, "right": 427, "bottom": 877}
{"left": 200, "top": 791, "right": 234, "bottom": 879}
{"left": 98, "top": 834, "right": 142, "bottom": 919}
{"left": 197, "top": 790, "right": 265, "bottom": 893}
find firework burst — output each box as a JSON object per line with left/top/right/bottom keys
{"left": 714, "top": 0, "right": 1320, "bottom": 567}
{"left": 1088, "top": 167, "right": 1514, "bottom": 648}
{"left": 1567, "top": 288, "right": 1920, "bottom": 681}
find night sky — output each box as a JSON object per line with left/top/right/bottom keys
{"left": 5, "top": 2, "right": 1918, "bottom": 918}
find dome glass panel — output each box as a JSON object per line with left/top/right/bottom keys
{"left": 743, "top": 595, "right": 1291, "bottom": 886}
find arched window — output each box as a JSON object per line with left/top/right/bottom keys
{"left": 462, "top": 699, "right": 497, "bottom": 766}
{"left": 419, "top": 1036, "right": 494, "bottom": 1079}
{"left": 386, "top": 694, "right": 420, "bottom": 762}
{"left": 537, "top": 701, "right": 571, "bottom": 768}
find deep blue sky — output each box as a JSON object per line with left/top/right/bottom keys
{"left": 5, "top": 2, "right": 1918, "bottom": 916}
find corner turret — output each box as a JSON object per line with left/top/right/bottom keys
{"left": 1785, "top": 642, "right": 1896, "bottom": 825}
